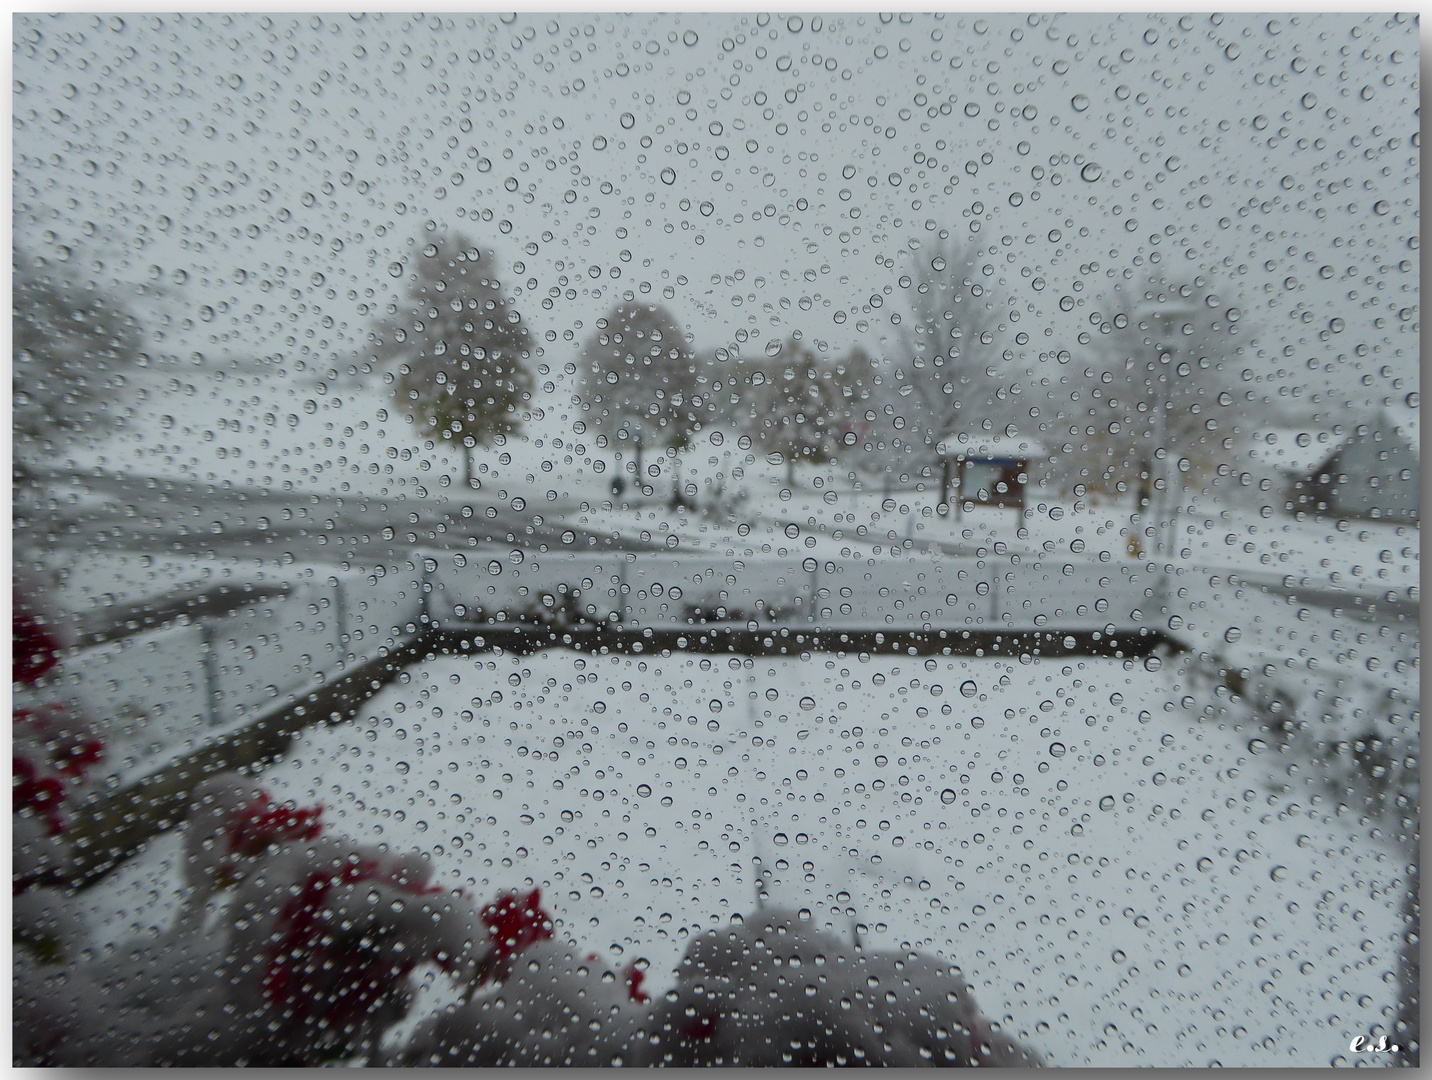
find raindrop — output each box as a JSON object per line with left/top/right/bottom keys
{"left": 959, "top": 680, "right": 977, "bottom": 698}
{"left": 636, "top": 783, "right": 652, "bottom": 798}
{"left": 1080, "top": 162, "right": 1103, "bottom": 182}
{"left": 620, "top": 112, "right": 636, "bottom": 129}
{"left": 1071, "top": 93, "right": 1090, "bottom": 112}
{"left": 1048, "top": 742, "right": 1066, "bottom": 758}
{"left": 941, "top": 789, "right": 957, "bottom": 805}
{"left": 1223, "top": 627, "right": 1242, "bottom": 643}
{"left": 660, "top": 167, "right": 677, "bottom": 185}
{"left": 798, "top": 696, "right": 816, "bottom": 711}
{"left": 1099, "top": 795, "right": 1116, "bottom": 811}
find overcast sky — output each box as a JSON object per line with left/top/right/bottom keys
{"left": 13, "top": 11, "right": 1419, "bottom": 422}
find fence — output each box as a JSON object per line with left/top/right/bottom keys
{"left": 59, "top": 565, "right": 427, "bottom": 785}
{"left": 422, "top": 549, "right": 1158, "bottom": 634}
{"left": 54, "top": 549, "right": 1162, "bottom": 787}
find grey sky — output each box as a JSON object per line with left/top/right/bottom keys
{"left": 13, "top": 12, "right": 1418, "bottom": 420}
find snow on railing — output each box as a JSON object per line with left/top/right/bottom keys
{"left": 55, "top": 566, "right": 427, "bottom": 784}
{"left": 424, "top": 548, "right": 1158, "bottom": 634}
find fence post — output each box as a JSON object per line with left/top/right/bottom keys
{"left": 200, "top": 623, "right": 220, "bottom": 727}
{"left": 333, "top": 577, "right": 347, "bottom": 667}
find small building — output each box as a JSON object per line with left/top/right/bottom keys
{"left": 1243, "top": 427, "right": 1340, "bottom": 510}
{"left": 935, "top": 433, "right": 1045, "bottom": 516}
{"left": 1284, "top": 406, "right": 1419, "bottom": 522}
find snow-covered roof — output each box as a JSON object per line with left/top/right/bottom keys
{"left": 1247, "top": 405, "right": 1419, "bottom": 475}
{"left": 1246, "top": 428, "right": 1338, "bottom": 474}
{"left": 935, "top": 432, "right": 1045, "bottom": 460}
{"left": 1378, "top": 403, "right": 1420, "bottom": 447}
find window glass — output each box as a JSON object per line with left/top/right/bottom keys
{"left": 14, "top": 12, "right": 1418, "bottom": 1067}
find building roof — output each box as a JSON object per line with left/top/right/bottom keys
{"left": 1246, "top": 428, "right": 1338, "bottom": 474}
{"left": 935, "top": 432, "right": 1046, "bottom": 460}
{"left": 1377, "top": 402, "right": 1420, "bottom": 447}
{"left": 1248, "top": 403, "right": 1419, "bottom": 476}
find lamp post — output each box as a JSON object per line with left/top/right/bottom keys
{"left": 1136, "top": 300, "right": 1199, "bottom": 619}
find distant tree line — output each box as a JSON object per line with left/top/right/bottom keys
{"left": 374, "top": 229, "right": 1244, "bottom": 502}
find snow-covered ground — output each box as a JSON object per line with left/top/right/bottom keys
{"left": 42, "top": 365, "right": 1416, "bottom": 1066}
{"left": 54, "top": 365, "right": 1418, "bottom": 605}
{"left": 83, "top": 647, "right": 1405, "bottom": 1067}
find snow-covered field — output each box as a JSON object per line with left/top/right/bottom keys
{"left": 85, "top": 647, "right": 1405, "bottom": 1067}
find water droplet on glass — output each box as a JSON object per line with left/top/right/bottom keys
{"left": 959, "top": 680, "right": 977, "bottom": 698}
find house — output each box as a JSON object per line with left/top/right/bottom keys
{"left": 934, "top": 432, "right": 1045, "bottom": 516}
{"left": 1278, "top": 406, "right": 1420, "bottom": 522}
{"left": 1242, "top": 427, "right": 1340, "bottom": 510}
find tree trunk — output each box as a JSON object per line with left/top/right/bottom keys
{"left": 786, "top": 455, "right": 795, "bottom": 488}
{"left": 464, "top": 445, "right": 475, "bottom": 490}
{"left": 939, "top": 457, "right": 952, "bottom": 508}
{"left": 634, "top": 439, "right": 644, "bottom": 488}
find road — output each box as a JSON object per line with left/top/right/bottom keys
{"left": 18, "top": 467, "right": 657, "bottom": 566}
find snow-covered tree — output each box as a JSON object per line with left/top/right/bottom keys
{"left": 1070, "top": 271, "right": 1244, "bottom": 499}
{"left": 375, "top": 234, "right": 534, "bottom": 488}
{"left": 13, "top": 252, "right": 143, "bottom": 471}
{"left": 576, "top": 301, "right": 701, "bottom": 489}
{"left": 733, "top": 336, "right": 847, "bottom": 486}
{"left": 890, "top": 238, "right": 1011, "bottom": 469}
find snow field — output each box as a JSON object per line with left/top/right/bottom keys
{"left": 75, "top": 648, "right": 1393, "bottom": 1067}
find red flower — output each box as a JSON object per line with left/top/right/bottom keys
{"left": 262, "top": 857, "right": 386, "bottom": 1019}
{"left": 13, "top": 607, "right": 63, "bottom": 686}
{"left": 479, "top": 887, "right": 554, "bottom": 979}
{"left": 680, "top": 1011, "right": 720, "bottom": 1043}
{"left": 13, "top": 756, "right": 66, "bottom": 836}
{"left": 624, "top": 960, "right": 650, "bottom": 1004}
{"left": 54, "top": 738, "right": 104, "bottom": 781}
{"left": 223, "top": 789, "right": 325, "bottom": 859}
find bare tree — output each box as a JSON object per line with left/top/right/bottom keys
{"left": 373, "top": 234, "right": 534, "bottom": 488}
{"left": 576, "top": 302, "right": 700, "bottom": 493}
{"left": 890, "top": 238, "right": 1011, "bottom": 479}
{"left": 1071, "top": 271, "right": 1245, "bottom": 503}
{"left": 13, "top": 252, "right": 144, "bottom": 472}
